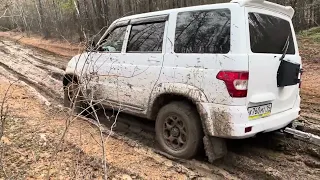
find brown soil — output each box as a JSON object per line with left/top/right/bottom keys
{"left": 298, "top": 36, "right": 320, "bottom": 129}
{"left": 0, "top": 31, "right": 83, "bottom": 57}
{"left": 299, "top": 37, "right": 320, "bottom": 97}
{"left": 0, "top": 76, "right": 195, "bottom": 179}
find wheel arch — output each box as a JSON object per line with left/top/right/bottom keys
{"left": 147, "top": 83, "right": 209, "bottom": 120}
{"left": 63, "top": 73, "right": 79, "bottom": 89}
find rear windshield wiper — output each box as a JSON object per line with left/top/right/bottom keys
{"left": 280, "top": 35, "right": 290, "bottom": 61}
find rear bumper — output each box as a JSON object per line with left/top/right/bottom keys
{"left": 197, "top": 96, "right": 300, "bottom": 138}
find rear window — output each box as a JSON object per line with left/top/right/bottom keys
{"left": 248, "top": 12, "right": 295, "bottom": 54}
{"left": 174, "top": 9, "right": 231, "bottom": 54}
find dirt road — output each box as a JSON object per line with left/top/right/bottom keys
{"left": 0, "top": 37, "right": 319, "bottom": 179}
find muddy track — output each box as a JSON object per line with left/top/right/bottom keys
{"left": 26, "top": 53, "right": 66, "bottom": 71}
{"left": 0, "top": 62, "right": 63, "bottom": 103}
{"left": 0, "top": 38, "right": 319, "bottom": 179}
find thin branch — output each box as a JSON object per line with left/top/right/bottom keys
{"left": 0, "top": 9, "right": 8, "bottom": 19}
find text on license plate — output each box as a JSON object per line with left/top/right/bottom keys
{"left": 248, "top": 104, "right": 272, "bottom": 120}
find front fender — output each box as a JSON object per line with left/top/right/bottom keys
{"left": 65, "top": 53, "right": 91, "bottom": 76}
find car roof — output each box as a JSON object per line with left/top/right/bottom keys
{"left": 117, "top": 0, "right": 294, "bottom": 22}
{"left": 118, "top": 2, "right": 235, "bottom": 21}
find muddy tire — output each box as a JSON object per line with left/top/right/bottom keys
{"left": 64, "top": 82, "right": 86, "bottom": 114}
{"left": 155, "top": 102, "right": 203, "bottom": 159}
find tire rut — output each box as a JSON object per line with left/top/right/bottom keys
{"left": 85, "top": 108, "right": 320, "bottom": 180}
{"left": 0, "top": 61, "right": 63, "bottom": 103}
{"left": 27, "top": 53, "right": 66, "bottom": 70}
{"left": 2, "top": 67, "right": 319, "bottom": 180}
{"left": 0, "top": 45, "right": 9, "bottom": 54}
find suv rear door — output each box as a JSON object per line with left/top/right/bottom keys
{"left": 245, "top": 8, "right": 301, "bottom": 120}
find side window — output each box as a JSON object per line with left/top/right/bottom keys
{"left": 127, "top": 22, "right": 165, "bottom": 52}
{"left": 99, "top": 26, "right": 127, "bottom": 52}
{"left": 174, "top": 9, "right": 231, "bottom": 54}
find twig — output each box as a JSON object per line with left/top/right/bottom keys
{"left": 14, "top": 35, "right": 25, "bottom": 44}
{"left": 0, "top": 80, "right": 18, "bottom": 139}
{"left": 0, "top": 9, "right": 8, "bottom": 19}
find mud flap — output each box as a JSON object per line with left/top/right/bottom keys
{"left": 203, "top": 136, "right": 227, "bottom": 163}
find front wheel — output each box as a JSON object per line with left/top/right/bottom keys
{"left": 64, "top": 82, "right": 87, "bottom": 114}
{"left": 155, "top": 102, "right": 203, "bottom": 159}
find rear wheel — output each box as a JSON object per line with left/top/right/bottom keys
{"left": 155, "top": 102, "right": 203, "bottom": 159}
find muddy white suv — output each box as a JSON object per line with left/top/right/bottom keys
{"left": 63, "top": 0, "right": 302, "bottom": 161}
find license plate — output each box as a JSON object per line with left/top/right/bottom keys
{"left": 248, "top": 104, "right": 272, "bottom": 120}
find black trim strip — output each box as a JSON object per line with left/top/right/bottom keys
{"left": 130, "top": 15, "right": 169, "bottom": 25}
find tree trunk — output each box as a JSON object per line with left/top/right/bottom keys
{"left": 36, "top": 0, "right": 49, "bottom": 38}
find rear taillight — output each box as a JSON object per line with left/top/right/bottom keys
{"left": 216, "top": 71, "right": 249, "bottom": 98}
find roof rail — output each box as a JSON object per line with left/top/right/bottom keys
{"left": 231, "top": 0, "right": 295, "bottom": 18}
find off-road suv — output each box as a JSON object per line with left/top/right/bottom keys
{"left": 63, "top": 0, "right": 302, "bottom": 161}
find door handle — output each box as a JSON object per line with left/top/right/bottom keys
{"left": 148, "top": 57, "right": 160, "bottom": 63}
{"left": 110, "top": 57, "right": 118, "bottom": 61}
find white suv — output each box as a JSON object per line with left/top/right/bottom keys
{"left": 63, "top": 0, "right": 302, "bottom": 161}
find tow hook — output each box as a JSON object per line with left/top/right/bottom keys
{"left": 280, "top": 120, "right": 320, "bottom": 146}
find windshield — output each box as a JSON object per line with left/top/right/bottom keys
{"left": 248, "top": 12, "right": 295, "bottom": 54}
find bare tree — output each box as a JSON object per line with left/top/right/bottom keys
{"left": 34, "top": 0, "right": 49, "bottom": 38}
{"left": 1, "top": 0, "right": 319, "bottom": 41}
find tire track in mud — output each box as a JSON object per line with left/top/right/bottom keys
{"left": 26, "top": 53, "right": 66, "bottom": 71}
{"left": 0, "top": 61, "right": 63, "bottom": 103}
{"left": 225, "top": 135, "right": 320, "bottom": 179}
{"left": 0, "top": 45, "right": 10, "bottom": 54}
{"left": 76, "top": 109, "right": 320, "bottom": 180}
{"left": 59, "top": 96, "right": 320, "bottom": 179}
{"left": 0, "top": 39, "right": 65, "bottom": 101}
{"left": 0, "top": 39, "right": 233, "bottom": 179}
{"left": 0, "top": 38, "right": 320, "bottom": 179}
{"left": 78, "top": 114, "right": 239, "bottom": 180}
{"left": 0, "top": 65, "right": 218, "bottom": 179}
{"left": 300, "top": 93, "right": 320, "bottom": 136}
{"left": 0, "top": 39, "right": 251, "bottom": 179}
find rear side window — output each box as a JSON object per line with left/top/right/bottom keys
{"left": 127, "top": 22, "right": 165, "bottom": 52}
{"left": 248, "top": 13, "right": 295, "bottom": 54}
{"left": 174, "top": 9, "right": 231, "bottom": 54}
